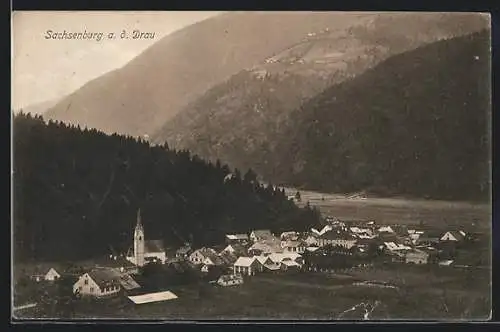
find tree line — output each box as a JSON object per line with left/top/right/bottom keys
{"left": 13, "top": 112, "right": 321, "bottom": 262}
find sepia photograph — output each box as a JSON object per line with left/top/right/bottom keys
{"left": 11, "top": 11, "right": 492, "bottom": 321}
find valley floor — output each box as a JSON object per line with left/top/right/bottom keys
{"left": 15, "top": 264, "right": 491, "bottom": 321}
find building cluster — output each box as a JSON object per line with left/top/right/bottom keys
{"left": 24, "top": 211, "right": 474, "bottom": 302}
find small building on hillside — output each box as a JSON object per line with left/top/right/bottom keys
{"left": 217, "top": 274, "right": 244, "bottom": 287}
{"left": 73, "top": 269, "right": 122, "bottom": 298}
{"left": 30, "top": 267, "right": 62, "bottom": 282}
{"left": 233, "top": 257, "right": 260, "bottom": 276}
{"left": 220, "top": 243, "right": 248, "bottom": 257}
{"left": 405, "top": 249, "right": 430, "bottom": 264}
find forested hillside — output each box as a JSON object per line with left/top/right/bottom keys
{"left": 13, "top": 113, "right": 320, "bottom": 262}
{"left": 268, "top": 30, "right": 491, "bottom": 201}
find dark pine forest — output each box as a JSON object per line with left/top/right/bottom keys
{"left": 13, "top": 113, "right": 321, "bottom": 262}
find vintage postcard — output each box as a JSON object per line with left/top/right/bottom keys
{"left": 11, "top": 11, "right": 492, "bottom": 321}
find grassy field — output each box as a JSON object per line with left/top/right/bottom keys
{"left": 15, "top": 264, "right": 491, "bottom": 321}
{"left": 284, "top": 188, "right": 491, "bottom": 229}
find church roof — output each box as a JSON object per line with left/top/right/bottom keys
{"left": 144, "top": 240, "right": 165, "bottom": 253}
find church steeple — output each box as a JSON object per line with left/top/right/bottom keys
{"left": 134, "top": 208, "right": 145, "bottom": 266}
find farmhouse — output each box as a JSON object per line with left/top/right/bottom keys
{"left": 175, "top": 245, "right": 192, "bottom": 259}
{"left": 126, "top": 209, "right": 167, "bottom": 267}
{"left": 217, "top": 274, "right": 244, "bottom": 287}
{"left": 233, "top": 257, "right": 260, "bottom": 276}
{"left": 73, "top": 269, "right": 121, "bottom": 298}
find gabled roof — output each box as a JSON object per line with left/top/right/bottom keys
{"left": 253, "top": 255, "right": 273, "bottom": 265}
{"left": 87, "top": 268, "right": 121, "bottom": 289}
{"left": 441, "top": 231, "right": 466, "bottom": 241}
{"left": 203, "top": 252, "right": 225, "bottom": 266}
{"left": 192, "top": 247, "right": 218, "bottom": 258}
{"left": 219, "top": 251, "right": 238, "bottom": 265}
{"left": 281, "top": 260, "right": 301, "bottom": 267}
{"left": 234, "top": 256, "right": 257, "bottom": 267}
{"left": 145, "top": 240, "right": 165, "bottom": 253}
{"left": 176, "top": 246, "right": 192, "bottom": 254}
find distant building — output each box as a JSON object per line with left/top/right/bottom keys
{"left": 405, "top": 250, "right": 430, "bottom": 264}
{"left": 175, "top": 245, "right": 192, "bottom": 259}
{"left": 281, "top": 239, "right": 306, "bottom": 254}
{"left": 126, "top": 209, "right": 167, "bottom": 267}
{"left": 220, "top": 243, "right": 248, "bottom": 257}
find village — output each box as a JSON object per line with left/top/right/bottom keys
{"left": 13, "top": 192, "right": 489, "bottom": 319}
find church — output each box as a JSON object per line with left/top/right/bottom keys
{"left": 126, "top": 209, "right": 167, "bottom": 266}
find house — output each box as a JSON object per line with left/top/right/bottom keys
{"left": 250, "top": 229, "right": 274, "bottom": 242}
{"left": 126, "top": 209, "right": 167, "bottom": 266}
{"left": 217, "top": 274, "right": 244, "bottom": 287}
{"left": 202, "top": 252, "right": 225, "bottom": 267}
{"left": 440, "top": 231, "right": 466, "bottom": 242}
{"left": 317, "top": 230, "right": 357, "bottom": 249}
{"left": 233, "top": 257, "right": 260, "bottom": 276}
{"left": 189, "top": 247, "right": 218, "bottom": 265}
{"left": 44, "top": 268, "right": 61, "bottom": 281}
{"left": 383, "top": 242, "right": 412, "bottom": 252}
{"left": 417, "top": 230, "right": 442, "bottom": 246}
{"left": 304, "top": 234, "right": 319, "bottom": 246}
{"left": 225, "top": 234, "right": 249, "bottom": 244}
{"left": 175, "top": 245, "right": 192, "bottom": 259}
{"left": 281, "top": 239, "right": 306, "bottom": 254}
{"left": 72, "top": 269, "right": 122, "bottom": 298}
{"left": 405, "top": 249, "right": 430, "bottom": 264}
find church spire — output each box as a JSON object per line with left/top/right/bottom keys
{"left": 136, "top": 208, "right": 143, "bottom": 230}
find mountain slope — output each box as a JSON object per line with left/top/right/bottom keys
{"left": 44, "top": 12, "right": 378, "bottom": 137}
{"left": 158, "top": 29, "right": 490, "bottom": 201}
{"left": 16, "top": 98, "right": 60, "bottom": 116}
{"left": 13, "top": 113, "right": 320, "bottom": 262}
{"left": 271, "top": 30, "right": 491, "bottom": 201}
{"left": 153, "top": 13, "right": 489, "bottom": 179}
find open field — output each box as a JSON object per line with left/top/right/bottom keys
{"left": 283, "top": 188, "right": 491, "bottom": 229}
{"left": 14, "top": 265, "right": 491, "bottom": 321}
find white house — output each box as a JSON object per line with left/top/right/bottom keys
{"left": 73, "top": 269, "right": 121, "bottom": 298}
{"left": 189, "top": 247, "right": 218, "bottom": 265}
{"left": 233, "top": 257, "right": 260, "bottom": 276}
{"left": 44, "top": 268, "right": 61, "bottom": 281}
{"left": 317, "top": 230, "right": 357, "bottom": 249}
{"left": 126, "top": 209, "right": 167, "bottom": 267}
{"left": 249, "top": 230, "right": 274, "bottom": 242}
{"left": 280, "top": 240, "right": 306, "bottom": 254}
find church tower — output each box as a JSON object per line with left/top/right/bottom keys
{"left": 134, "top": 208, "right": 145, "bottom": 267}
